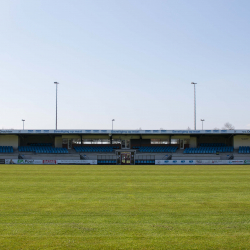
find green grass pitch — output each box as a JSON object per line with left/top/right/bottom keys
{"left": 0, "top": 165, "right": 250, "bottom": 249}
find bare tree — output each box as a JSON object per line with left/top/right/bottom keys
{"left": 213, "top": 127, "right": 220, "bottom": 130}
{"left": 187, "top": 126, "right": 191, "bottom": 130}
{"left": 222, "top": 122, "right": 235, "bottom": 130}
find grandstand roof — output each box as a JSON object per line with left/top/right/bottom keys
{"left": 0, "top": 129, "right": 249, "bottom": 135}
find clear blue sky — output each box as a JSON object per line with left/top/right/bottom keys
{"left": 1, "top": 0, "right": 250, "bottom": 130}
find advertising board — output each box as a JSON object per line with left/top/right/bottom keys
{"left": 17, "top": 160, "right": 43, "bottom": 164}
{"left": 211, "top": 160, "right": 225, "bottom": 164}
{"left": 155, "top": 160, "right": 242, "bottom": 165}
{"left": 5, "top": 159, "right": 43, "bottom": 164}
{"left": 5, "top": 159, "right": 18, "bottom": 164}
{"left": 195, "top": 160, "right": 203, "bottom": 164}
{"left": 5, "top": 159, "right": 97, "bottom": 165}
{"left": 155, "top": 160, "right": 195, "bottom": 165}
{"left": 43, "top": 160, "right": 56, "bottom": 164}
{"left": 228, "top": 160, "right": 244, "bottom": 164}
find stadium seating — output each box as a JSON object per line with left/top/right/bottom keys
{"left": 135, "top": 160, "right": 155, "bottom": 164}
{"left": 134, "top": 146, "right": 178, "bottom": 153}
{"left": 98, "top": 160, "right": 116, "bottom": 164}
{"left": 238, "top": 146, "right": 250, "bottom": 154}
{"left": 184, "top": 146, "right": 233, "bottom": 154}
{"left": 0, "top": 146, "right": 14, "bottom": 153}
{"left": 18, "top": 146, "right": 68, "bottom": 154}
{"left": 74, "top": 146, "right": 119, "bottom": 153}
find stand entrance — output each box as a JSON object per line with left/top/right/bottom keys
{"left": 116, "top": 150, "right": 136, "bottom": 165}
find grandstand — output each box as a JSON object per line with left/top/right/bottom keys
{"left": 1, "top": 129, "right": 250, "bottom": 164}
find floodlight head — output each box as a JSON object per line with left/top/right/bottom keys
{"left": 112, "top": 119, "right": 115, "bottom": 121}
{"left": 54, "top": 82, "right": 59, "bottom": 84}
{"left": 191, "top": 82, "right": 197, "bottom": 84}
{"left": 22, "top": 119, "right": 25, "bottom": 122}
{"left": 201, "top": 119, "right": 205, "bottom": 121}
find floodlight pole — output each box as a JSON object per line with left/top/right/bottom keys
{"left": 54, "top": 82, "right": 59, "bottom": 130}
{"left": 22, "top": 119, "right": 25, "bottom": 130}
{"left": 191, "top": 82, "right": 197, "bottom": 130}
{"left": 112, "top": 119, "right": 115, "bottom": 130}
{"left": 201, "top": 119, "right": 205, "bottom": 130}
